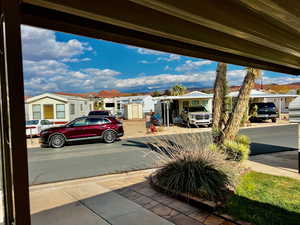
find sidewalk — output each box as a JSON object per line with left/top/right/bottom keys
{"left": 29, "top": 169, "right": 234, "bottom": 225}
{"left": 247, "top": 150, "right": 300, "bottom": 180}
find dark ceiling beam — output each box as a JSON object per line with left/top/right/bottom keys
{"left": 237, "top": 0, "right": 300, "bottom": 35}
{"left": 130, "top": 0, "right": 300, "bottom": 58}
{"left": 22, "top": 0, "right": 300, "bottom": 70}
{"left": 20, "top": 4, "right": 300, "bottom": 75}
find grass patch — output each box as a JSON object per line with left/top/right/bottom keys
{"left": 224, "top": 171, "right": 300, "bottom": 225}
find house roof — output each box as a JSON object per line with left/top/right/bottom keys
{"left": 26, "top": 93, "right": 88, "bottom": 103}
{"left": 115, "top": 95, "right": 152, "bottom": 101}
{"left": 228, "top": 89, "right": 298, "bottom": 98}
{"left": 161, "top": 91, "right": 213, "bottom": 100}
{"left": 97, "top": 90, "right": 125, "bottom": 98}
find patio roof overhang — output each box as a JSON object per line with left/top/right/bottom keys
{"left": 20, "top": 0, "right": 300, "bottom": 75}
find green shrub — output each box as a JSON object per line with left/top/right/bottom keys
{"left": 223, "top": 140, "right": 250, "bottom": 162}
{"left": 208, "top": 143, "right": 218, "bottom": 152}
{"left": 235, "top": 135, "right": 250, "bottom": 146}
{"left": 209, "top": 135, "right": 250, "bottom": 162}
{"left": 154, "top": 148, "right": 239, "bottom": 201}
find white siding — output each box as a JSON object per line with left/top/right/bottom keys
{"left": 68, "top": 99, "right": 90, "bottom": 121}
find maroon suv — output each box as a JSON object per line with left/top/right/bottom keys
{"left": 39, "top": 116, "right": 124, "bottom": 148}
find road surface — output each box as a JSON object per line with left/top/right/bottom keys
{"left": 28, "top": 124, "right": 297, "bottom": 185}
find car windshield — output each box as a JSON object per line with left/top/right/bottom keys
{"left": 26, "top": 120, "right": 39, "bottom": 125}
{"left": 189, "top": 106, "right": 207, "bottom": 112}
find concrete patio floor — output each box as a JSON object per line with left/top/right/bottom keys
{"left": 25, "top": 151, "right": 299, "bottom": 225}
{"left": 29, "top": 169, "right": 235, "bottom": 225}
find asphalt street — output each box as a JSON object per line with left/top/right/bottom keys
{"left": 28, "top": 124, "right": 298, "bottom": 185}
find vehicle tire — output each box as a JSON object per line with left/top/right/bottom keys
{"left": 50, "top": 134, "right": 65, "bottom": 148}
{"left": 271, "top": 118, "right": 277, "bottom": 123}
{"left": 103, "top": 130, "right": 117, "bottom": 143}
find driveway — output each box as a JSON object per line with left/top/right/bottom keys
{"left": 28, "top": 124, "right": 297, "bottom": 185}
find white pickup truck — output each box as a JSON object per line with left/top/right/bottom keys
{"left": 181, "top": 106, "right": 212, "bottom": 127}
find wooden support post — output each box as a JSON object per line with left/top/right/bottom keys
{"left": 298, "top": 123, "right": 300, "bottom": 173}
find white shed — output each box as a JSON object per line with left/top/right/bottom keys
{"left": 25, "top": 93, "right": 94, "bottom": 124}
{"left": 124, "top": 103, "right": 143, "bottom": 120}
{"left": 114, "top": 95, "right": 157, "bottom": 116}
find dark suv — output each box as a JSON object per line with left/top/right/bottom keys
{"left": 249, "top": 102, "right": 278, "bottom": 123}
{"left": 88, "top": 110, "right": 111, "bottom": 116}
{"left": 39, "top": 116, "right": 124, "bottom": 148}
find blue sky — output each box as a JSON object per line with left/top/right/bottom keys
{"left": 21, "top": 25, "right": 300, "bottom": 96}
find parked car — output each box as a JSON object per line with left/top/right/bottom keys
{"left": 88, "top": 110, "right": 111, "bottom": 116}
{"left": 26, "top": 120, "right": 54, "bottom": 137}
{"left": 249, "top": 102, "right": 278, "bottom": 122}
{"left": 181, "top": 106, "right": 212, "bottom": 127}
{"left": 39, "top": 116, "right": 124, "bottom": 148}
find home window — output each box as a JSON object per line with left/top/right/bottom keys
{"left": 70, "top": 104, "right": 75, "bottom": 114}
{"left": 56, "top": 104, "right": 65, "bottom": 119}
{"left": 105, "top": 103, "right": 115, "bottom": 108}
{"left": 32, "top": 104, "right": 41, "bottom": 119}
{"left": 80, "top": 104, "right": 83, "bottom": 111}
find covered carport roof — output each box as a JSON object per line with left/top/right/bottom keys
{"left": 20, "top": 0, "right": 300, "bottom": 75}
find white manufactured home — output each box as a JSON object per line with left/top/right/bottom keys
{"left": 25, "top": 93, "right": 94, "bottom": 123}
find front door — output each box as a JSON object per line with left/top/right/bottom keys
{"left": 43, "top": 104, "right": 54, "bottom": 119}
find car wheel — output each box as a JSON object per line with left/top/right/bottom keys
{"left": 50, "top": 134, "right": 65, "bottom": 148}
{"left": 271, "top": 118, "right": 277, "bottom": 123}
{"left": 103, "top": 130, "right": 117, "bottom": 143}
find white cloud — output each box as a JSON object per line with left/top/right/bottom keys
{"left": 164, "top": 65, "right": 171, "bottom": 71}
{"left": 61, "top": 57, "right": 91, "bottom": 63}
{"left": 175, "top": 60, "right": 213, "bottom": 72}
{"left": 23, "top": 60, "right": 68, "bottom": 77}
{"left": 139, "top": 60, "right": 151, "bottom": 64}
{"left": 21, "top": 25, "right": 92, "bottom": 61}
{"left": 83, "top": 68, "right": 120, "bottom": 78}
{"left": 115, "top": 71, "right": 216, "bottom": 88}
{"left": 158, "top": 54, "right": 180, "bottom": 62}
{"left": 127, "top": 46, "right": 165, "bottom": 55}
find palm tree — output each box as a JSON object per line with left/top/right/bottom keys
{"left": 213, "top": 65, "right": 261, "bottom": 144}
{"left": 171, "top": 84, "right": 186, "bottom": 96}
{"left": 222, "top": 68, "right": 261, "bottom": 141}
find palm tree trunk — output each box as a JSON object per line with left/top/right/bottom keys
{"left": 212, "top": 63, "right": 227, "bottom": 131}
{"left": 221, "top": 68, "right": 260, "bottom": 141}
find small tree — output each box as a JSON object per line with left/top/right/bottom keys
{"left": 297, "top": 88, "right": 300, "bottom": 95}
{"left": 171, "top": 84, "right": 187, "bottom": 96}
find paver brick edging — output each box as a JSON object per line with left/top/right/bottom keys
{"left": 149, "top": 174, "right": 251, "bottom": 225}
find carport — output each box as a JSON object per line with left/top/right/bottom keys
{"left": 1, "top": 1, "right": 300, "bottom": 224}
{"left": 228, "top": 90, "right": 298, "bottom": 116}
